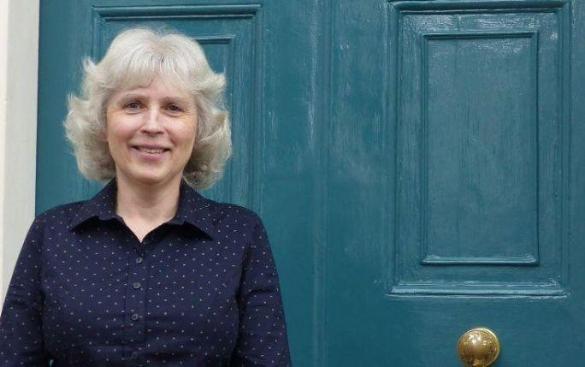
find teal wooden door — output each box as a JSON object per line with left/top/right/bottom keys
{"left": 38, "top": 0, "right": 585, "bottom": 365}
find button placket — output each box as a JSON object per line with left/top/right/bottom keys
{"left": 124, "top": 240, "right": 149, "bottom": 352}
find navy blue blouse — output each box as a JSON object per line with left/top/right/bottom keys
{"left": 0, "top": 180, "right": 290, "bottom": 366}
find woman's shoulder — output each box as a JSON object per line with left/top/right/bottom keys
{"left": 15, "top": 201, "right": 89, "bottom": 243}
{"left": 32, "top": 200, "right": 88, "bottom": 227}
{"left": 193, "top": 196, "right": 272, "bottom": 249}
{"left": 197, "top": 194, "right": 262, "bottom": 225}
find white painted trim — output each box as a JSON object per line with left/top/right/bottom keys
{"left": 0, "top": 0, "right": 39, "bottom": 303}
{"left": 0, "top": 0, "right": 7, "bottom": 303}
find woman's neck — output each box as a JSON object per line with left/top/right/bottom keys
{"left": 115, "top": 176, "right": 181, "bottom": 241}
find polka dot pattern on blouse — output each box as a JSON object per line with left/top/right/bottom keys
{"left": 0, "top": 180, "right": 291, "bottom": 366}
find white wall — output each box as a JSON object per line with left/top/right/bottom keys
{"left": 0, "top": 0, "right": 39, "bottom": 302}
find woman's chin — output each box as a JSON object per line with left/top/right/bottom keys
{"left": 118, "top": 169, "right": 181, "bottom": 188}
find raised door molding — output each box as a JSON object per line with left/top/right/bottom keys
{"left": 387, "top": 0, "right": 570, "bottom": 296}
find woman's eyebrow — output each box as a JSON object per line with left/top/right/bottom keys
{"left": 160, "top": 96, "right": 191, "bottom": 104}
{"left": 118, "top": 93, "right": 190, "bottom": 103}
{"left": 119, "top": 92, "right": 146, "bottom": 100}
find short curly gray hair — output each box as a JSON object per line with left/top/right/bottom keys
{"left": 65, "top": 27, "right": 231, "bottom": 189}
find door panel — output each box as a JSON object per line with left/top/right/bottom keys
{"left": 392, "top": 2, "right": 567, "bottom": 296}
{"left": 92, "top": 4, "right": 261, "bottom": 207}
{"left": 38, "top": 0, "right": 585, "bottom": 365}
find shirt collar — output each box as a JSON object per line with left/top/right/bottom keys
{"left": 69, "top": 179, "right": 119, "bottom": 229}
{"left": 69, "top": 179, "right": 216, "bottom": 239}
{"left": 168, "top": 180, "right": 216, "bottom": 239}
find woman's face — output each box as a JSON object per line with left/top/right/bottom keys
{"left": 105, "top": 77, "right": 198, "bottom": 189}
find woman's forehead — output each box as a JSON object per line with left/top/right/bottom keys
{"left": 112, "top": 73, "right": 191, "bottom": 98}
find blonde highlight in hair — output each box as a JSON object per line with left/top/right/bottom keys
{"left": 64, "top": 27, "right": 232, "bottom": 189}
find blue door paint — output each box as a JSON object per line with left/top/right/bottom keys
{"left": 38, "top": 0, "right": 585, "bottom": 365}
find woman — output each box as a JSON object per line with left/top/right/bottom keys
{"left": 0, "top": 28, "right": 290, "bottom": 366}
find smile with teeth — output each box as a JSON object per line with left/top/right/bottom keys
{"left": 133, "top": 146, "right": 169, "bottom": 154}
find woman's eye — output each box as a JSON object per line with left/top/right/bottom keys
{"left": 166, "top": 104, "right": 184, "bottom": 113}
{"left": 124, "top": 101, "right": 143, "bottom": 111}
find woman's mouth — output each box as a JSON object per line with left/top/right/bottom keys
{"left": 132, "top": 146, "right": 171, "bottom": 157}
{"left": 133, "top": 146, "right": 169, "bottom": 153}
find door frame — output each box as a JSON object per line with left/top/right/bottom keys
{"left": 0, "top": 0, "right": 39, "bottom": 302}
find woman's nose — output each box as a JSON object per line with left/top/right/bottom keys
{"left": 141, "top": 106, "right": 164, "bottom": 134}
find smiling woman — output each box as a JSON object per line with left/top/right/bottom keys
{"left": 104, "top": 77, "right": 200, "bottom": 240}
{"left": 65, "top": 28, "right": 230, "bottom": 190}
{"left": 0, "top": 28, "right": 291, "bottom": 366}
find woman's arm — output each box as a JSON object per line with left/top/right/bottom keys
{"left": 0, "top": 217, "right": 49, "bottom": 366}
{"left": 231, "top": 217, "right": 291, "bottom": 366}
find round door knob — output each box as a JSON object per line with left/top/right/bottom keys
{"left": 457, "top": 327, "right": 500, "bottom": 367}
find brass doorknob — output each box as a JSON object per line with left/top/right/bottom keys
{"left": 457, "top": 327, "right": 500, "bottom": 367}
